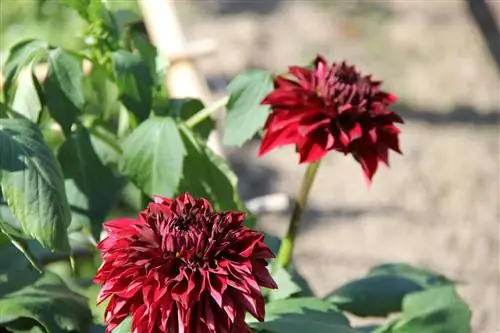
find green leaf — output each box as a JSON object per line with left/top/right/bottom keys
{"left": 111, "top": 50, "right": 154, "bottom": 122}
{"left": 44, "top": 48, "right": 85, "bottom": 134}
{"left": 265, "top": 262, "right": 301, "bottom": 301}
{"left": 168, "top": 98, "right": 214, "bottom": 139}
{"left": 120, "top": 116, "right": 186, "bottom": 198}
{"left": 2, "top": 40, "right": 49, "bottom": 103}
{"left": 223, "top": 69, "right": 273, "bottom": 146}
{"left": 326, "top": 275, "right": 423, "bottom": 318}
{"left": 58, "top": 125, "right": 125, "bottom": 238}
{"left": 326, "top": 263, "right": 455, "bottom": 318}
{"left": 12, "top": 64, "right": 44, "bottom": 123}
{"left": 177, "top": 124, "right": 256, "bottom": 228}
{"left": 368, "top": 263, "right": 455, "bottom": 287}
{"left": 0, "top": 117, "right": 71, "bottom": 251}
{"left": 264, "top": 234, "right": 314, "bottom": 297}
{"left": 250, "top": 297, "right": 354, "bottom": 333}
{"left": 0, "top": 225, "right": 42, "bottom": 272}
{"left": 390, "top": 287, "right": 471, "bottom": 333}
{"left": 0, "top": 270, "right": 92, "bottom": 333}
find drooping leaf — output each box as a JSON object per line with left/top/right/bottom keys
{"left": 223, "top": 69, "right": 273, "bottom": 146}
{"left": 120, "top": 116, "right": 186, "bottom": 198}
{"left": 326, "top": 263, "right": 455, "bottom": 318}
{"left": 389, "top": 287, "right": 471, "bottom": 333}
{"left": 58, "top": 125, "right": 125, "bottom": 238}
{"left": 2, "top": 39, "right": 49, "bottom": 102}
{"left": 12, "top": 64, "right": 44, "bottom": 123}
{"left": 177, "top": 124, "right": 256, "bottom": 228}
{"left": 44, "top": 48, "right": 85, "bottom": 134}
{"left": 250, "top": 297, "right": 354, "bottom": 333}
{"left": 168, "top": 98, "right": 214, "bottom": 139}
{"left": 111, "top": 50, "right": 154, "bottom": 122}
{"left": 0, "top": 270, "right": 92, "bottom": 333}
{"left": 0, "top": 117, "right": 71, "bottom": 251}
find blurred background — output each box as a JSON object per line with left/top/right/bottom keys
{"left": 1, "top": 0, "right": 498, "bottom": 332}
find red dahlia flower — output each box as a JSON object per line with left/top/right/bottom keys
{"left": 259, "top": 55, "right": 404, "bottom": 182}
{"left": 94, "top": 193, "right": 277, "bottom": 333}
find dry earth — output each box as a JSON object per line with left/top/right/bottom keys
{"left": 176, "top": 1, "right": 500, "bottom": 332}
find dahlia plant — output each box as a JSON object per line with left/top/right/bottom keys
{"left": 0, "top": 1, "right": 471, "bottom": 333}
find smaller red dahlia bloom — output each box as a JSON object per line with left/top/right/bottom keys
{"left": 94, "top": 193, "right": 277, "bottom": 333}
{"left": 259, "top": 55, "right": 404, "bottom": 182}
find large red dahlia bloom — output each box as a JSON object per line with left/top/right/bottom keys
{"left": 94, "top": 193, "right": 277, "bottom": 333}
{"left": 259, "top": 55, "right": 404, "bottom": 182}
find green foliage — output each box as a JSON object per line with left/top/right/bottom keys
{"left": 326, "top": 263, "right": 456, "bottom": 318}
{"left": 44, "top": 48, "right": 85, "bottom": 134}
{"left": 0, "top": 117, "right": 71, "bottom": 252}
{"left": 111, "top": 50, "right": 154, "bottom": 122}
{"left": 223, "top": 69, "right": 273, "bottom": 146}
{"left": 372, "top": 287, "right": 471, "bottom": 333}
{"left": 120, "top": 117, "right": 186, "bottom": 198}
{"left": 0, "top": 270, "right": 92, "bottom": 333}
{"left": 58, "top": 125, "right": 125, "bottom": 238}
{"left": 251, "top": 298, "right": 356, "bottom": 333}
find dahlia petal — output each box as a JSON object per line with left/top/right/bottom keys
{"left": 102, "top": 218, "right": 137, "bottom": 234}
{"left": 274, "top": 76, "right": 302, "bottom": 90}
{"left": 288, "top": 66, "right": 314, "bottom": 90}
{"left": 348, "top": 122, "right": 363, "bottom": 141}
{"left": 379, "top": 128, "right": 402, "bottom": 153}
{"left": 262, "top": 89, "right": 304, "bottom": 107}
{"left": 356, "top": 150, "right": 379, "bottom": 183}
{"left": 297, "top": 136, "right": 328, "bottom": 163}
{"left": 259, "top": 125, "right": 299, "bottom": 157}
{"left": 298, "top": 115, "right": 330, "bottom": 136}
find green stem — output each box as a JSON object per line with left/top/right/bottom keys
{"left": 185, "top": 96, "right": 229, "bottom": 129}
{"left": 87, "top": 126, "right": 123, "bottom": 154}
{"left": 276, "top": 160, "right": 322, "bottom": 269}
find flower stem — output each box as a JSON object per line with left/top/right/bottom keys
{"left": 276, "top": 160, "right": 322, "bottom": 269}
{"left": 185, "top": 96, "right": 229, "bottom": 129}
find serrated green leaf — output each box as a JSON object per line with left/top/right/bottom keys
{"left": 0, "top": 270, "right": 92, "bottom": 333}
{"left": 390, "top": 287, "right": 471, "bottom": 333}
{"left": 177, "top": 124, "right": 256, "bottom": 228}
{"left": 58, "top": 125, "right": 125, "bottom": 238}
{"left": 2, "top": 39, "right": 49, "bottom": 103}
{"left": 0, "top": 117, "right": 71, "bottom": 251}
{"left": 250, "top": 297, "right": 353, "bottom": 333}
{"left": 44, "top": 48, "right": 85, "bottom": 134}
{"left": 111, "top": 50, "right": 153, "bottom": 122}
{"left": 12, "top": 64, "right": 43, "bottom": 123}
{"left": 120, "top": 117, "right": 186, "bottom": 197}
{"left": 223, "top": 69, "right": 273, "bottom": 146}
